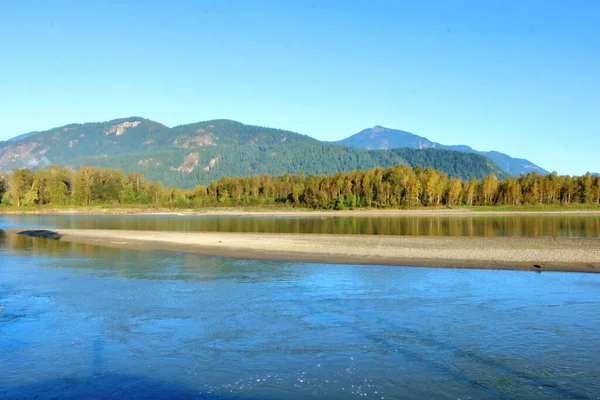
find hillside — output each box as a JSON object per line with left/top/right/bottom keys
{"left": 335, "top": 126, "right": 548, "bottom": 176}
{"left": 6, "top": 131, "right": 39, "bottom": 142}
{"left": 0, "top": 118, "right": 507, "bottom": 187}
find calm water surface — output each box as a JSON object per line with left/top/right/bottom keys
{"left": 1, "top": 216, "right": 600, "bottom": 399}
{"left": 1, "top": 213, "right": 600, "bottom": 237}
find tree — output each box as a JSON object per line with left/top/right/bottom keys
{"left": 580, "top": 172, "right": 593, "bottom": 204}
{"left": 421, "top": 168, "right": 440, "bottom": 206}
{"left": 481, "top": 175, "right": 499, "bottom": 206}
{"left": 0, "top": 175, "right": 7, "bottom": 204}
{"left": 73, "top": 167, "right": 96, "bottom": 205}
{"left": 464, "top": 177, "right": 479, "bottom": 206}
{"left": 148, "top": 181, "right": 164, "bottom": 205}
{"left": 540, "top": 172, "right": 560, "bottom": 205}
{"left": 498, "top": 178, "right": 522, "bottom": 206}
{"left": 38, "top": 166, "right": 72, "bottom": 205}
{"left": 95, "top": 169, "right": 124, "bottom": 203}
{"left": 447, "top": 178, "right": 463, "bottom": 206}
{"left": 361, "top": 171, "right": 374, "bottom": 208}
{"left": 405, "top": 174, "right": 421, "bottom": 207}
{"left": 560, "top": 176, "right": 578, "bottom": 205}
{"left": 592, "top": 176, "right": 600, "bottom": 204}
{"left": 3, "top": 162, "right": 600, "bottom": 211}
{"left": 21, "top": 184, "right": 39, "bottom": 206}
{"left": 291, "top": 183, "right": 304, "bottom": 206}
{"left": 9, "top": 168, "right": 34, "bottom": 207}
{"left": 303, "top": 175, "right": 327, "bottom": 208}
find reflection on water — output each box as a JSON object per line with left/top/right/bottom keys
{"left": 2, "top": 213, "right": 600, "bottom": 237}
{"left": 1, "top": 233, "right": 599, "bottom": 399}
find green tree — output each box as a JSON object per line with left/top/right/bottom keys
{"left": 38, "top": 166, "right": 72, "bottom": 206}
{"left": 0, "top": 175, "right": 7, "bottom": 204}
{"left": 560, "top": 176, "right": 578, "bottom": 205}
{"left": 592, "top": 176, "right": 600, "bottom": 204}
{"left": 73, "top": 166, "right": 96, "bottom": 205}
{"left": 9, "top": 168, "right": 34, "bottom": 207}
{"left": 580, "top": 172, "right": 593, "bottom": 204}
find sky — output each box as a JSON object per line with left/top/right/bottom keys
{"left": 0, "top": 0, "right": 599, "bottom": 175}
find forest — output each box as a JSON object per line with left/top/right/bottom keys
{"left": 1, "top": 165, "right": 599, "bottom": 210}
{"left": 0, "top": 118, "right": 508, "bottom": 186}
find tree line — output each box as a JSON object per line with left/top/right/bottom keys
{"left": 0, "top": 165, "right": 599, "bottom": 209}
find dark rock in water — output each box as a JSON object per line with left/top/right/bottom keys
{"left": 533, "top": 264, "right": 542, "bottom": 269}
{"left": 17, "top": 230, "right": 62, "bottom": 240}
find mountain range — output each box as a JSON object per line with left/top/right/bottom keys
{"left": 0, "top": 117, "right": 543, "bottom": 187}
{"left": 334, "top": 126, "right": 548, "bottom": 176}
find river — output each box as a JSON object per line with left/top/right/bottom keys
{"left": 1, "top": 215, "right": 599, "bottom": 399}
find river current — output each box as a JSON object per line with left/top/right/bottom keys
{"left": 1, "top": 215, "right": 599, "bottom": 399}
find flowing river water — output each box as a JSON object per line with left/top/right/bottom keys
{"left": 1, "top": 214, "right": 599, "bottom": 399}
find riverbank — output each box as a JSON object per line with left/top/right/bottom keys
{"left": 5, "top": 228, "right": 600, "bottom": 272}
{"left": 2, "top": 206, "right": 600, "bottom": 217}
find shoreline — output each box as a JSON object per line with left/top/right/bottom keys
{"left": 2, "top": 207, "right": 600, "bottom": 217}
{"left": 5, "top": 228, "right": 600, "bottom": 273}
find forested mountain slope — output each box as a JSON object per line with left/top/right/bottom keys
{"left": 0, "top": 118, "right": 507, "bottom": 187}
{"left": 335, "top": 126, "right": 548, "bottom": 176}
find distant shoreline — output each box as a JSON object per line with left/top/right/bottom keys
{"left": 5, "top": 228, "right": 600, "bottom": 273}
{"left": 2, "top": 207, "right": 600, "bottom": 217}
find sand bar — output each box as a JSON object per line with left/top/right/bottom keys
{"left": 4, "top": 228, "right": 600, "bottom": 273}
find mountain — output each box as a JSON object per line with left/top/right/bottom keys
{"left": 334, "top": 126, "right": 432, "bottom": 150}
{"left": 0, "top": 118, "right": 508, "bottom": 187}
{"left": 4, "top": 131, "right": 39, "bottom": 143}
{"left": 335, "top": 126, "right": 548, "bottom": 176}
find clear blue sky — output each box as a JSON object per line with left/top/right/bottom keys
{"left": 1, "top": 0, "right": 598, "bottom": 175}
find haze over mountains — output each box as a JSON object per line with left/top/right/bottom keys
{"left": 0, "top": 117, "right": 542, "bottom": 187}
{"left": 335, "top": 126, "right": 548, "bottom": 176}
{"left": 6, "top": 131, "right": 40, "bottom": 143}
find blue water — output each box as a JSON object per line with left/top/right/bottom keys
{"left": 1, "top": 218, "right": 600, "bottom": 399}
